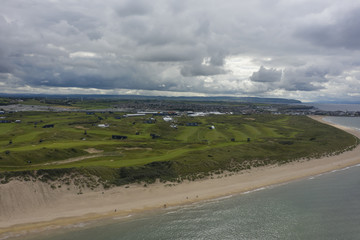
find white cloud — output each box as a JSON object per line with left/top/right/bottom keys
{"left": 0, "top": 0, "right": 360, "bottom": 102}
{"left": 69, "top": 51, "right": 99, "bottom": 58}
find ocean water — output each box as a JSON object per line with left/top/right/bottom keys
{"left": 323, "top": 116, "right": 360, "bottom": 131}
{"left": 11, "top": 116, "right": 360, "bottom": 240}
{"left": 305, "top": 103, "right": 360, "bottom": 112}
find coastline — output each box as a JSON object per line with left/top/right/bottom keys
{"left": 1, "top": 115, "right": 360, "bottom": 238}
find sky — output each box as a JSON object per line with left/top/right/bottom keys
{"left": 1, "top": 0, "right": 360, "bottom": 102}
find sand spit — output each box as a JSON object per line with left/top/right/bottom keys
{"left": 1, "top": 116, "right": 360, "bottom": 237}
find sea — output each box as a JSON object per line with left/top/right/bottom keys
{"left": 8, "top": 105, "right": 360, "bottom": 240}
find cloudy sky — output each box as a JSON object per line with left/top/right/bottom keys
{"left": 1, "top": 0, "right": 360, "bottom": 102}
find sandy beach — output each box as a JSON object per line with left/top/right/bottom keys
{"left": 1, "top": 116, "right": 360, "bottom": 238}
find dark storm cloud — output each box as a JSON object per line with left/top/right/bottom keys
{"left": 248, "top": 65, "right": 330, "bottom": 93}
{"left": 138, "top": 52, "right": 193, "bottom": 62}
{"left": 1, "top": 0, "right": 360, "bottom": 101}
{"left": 281, "top": 69, "right": 324, "bottom": 92}
{"left": 116, "top": 0, "right": 153, "bottom": 18}
{"left": 250, "top": 66, "right": 282, "bottom": 83}
{"left": 296, "top": 7, "right": 360, "bottom": 50}
{"left": 0, "top": 65, "right": 10, "bottom": 73}
{"left": 181, "top": 64, "right": 227, "bottom": 77}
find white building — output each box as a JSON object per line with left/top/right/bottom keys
{"left": 163, "top": 116, "right": 173, "bottom": 122}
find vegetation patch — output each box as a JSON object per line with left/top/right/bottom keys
{"left": 0, "top": 110, "right": 358, "bottom": 187}
{"left": 84, "top": 148, "right": 104, "bottom": 154}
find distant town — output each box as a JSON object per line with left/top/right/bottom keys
{"left": 0, "top": 96, "right": 360, "bottom": 118}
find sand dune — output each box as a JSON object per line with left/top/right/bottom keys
{"left": 1, "top": 116, "right": 360, "bottom": 237}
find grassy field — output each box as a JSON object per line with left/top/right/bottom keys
{"left": 0, "top": 111, "right": 358, "bottom": 186}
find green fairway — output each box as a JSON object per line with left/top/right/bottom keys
{"left": 0, "top": 111, "right": 358, "bottom": 185}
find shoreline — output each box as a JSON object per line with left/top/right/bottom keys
{"left": 1, "top": 115, "right": 360, "bottom": 238}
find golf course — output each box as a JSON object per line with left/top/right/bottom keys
{"left": 0, "top": 109, "right": 358, "bottom": 186}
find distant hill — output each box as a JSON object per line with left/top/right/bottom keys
{"left": 0, "top": 93, "right": 301, "bottom": 104}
